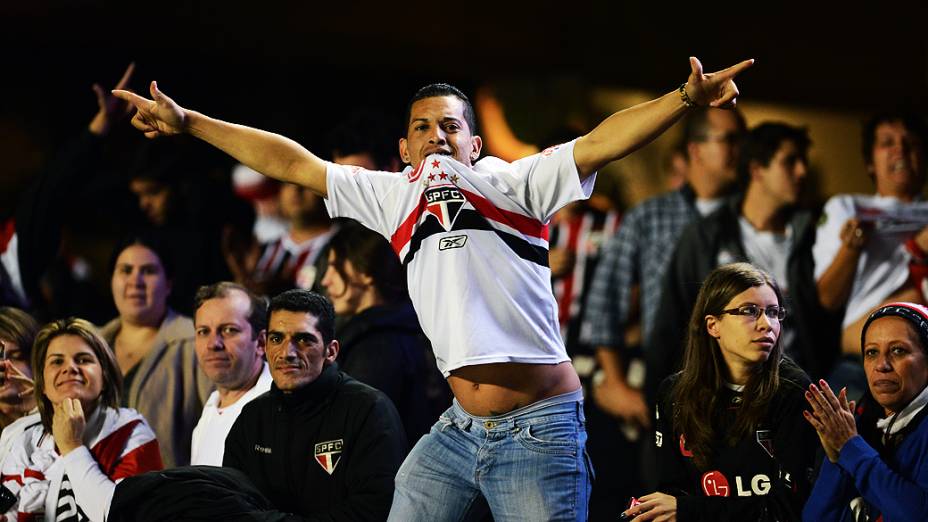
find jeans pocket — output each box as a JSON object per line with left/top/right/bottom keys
{"left": 516, "top": 420, "right": 578, "bottom": 455}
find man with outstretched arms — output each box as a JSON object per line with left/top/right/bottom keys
{"left": 115, "top": 57, "right": 752, "bottom": 520}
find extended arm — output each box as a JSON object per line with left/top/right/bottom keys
{"left": 113, "top": 83, "right": 328, "bottom": 197}
{"left": 573, "top": 57, "right": 752, "bottom": 179}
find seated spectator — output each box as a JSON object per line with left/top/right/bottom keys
{"left": 321, "top": 222, "right": 451, "bottom": 443}
{"left": 99, "top": 234, "right": 212, "bottom": 467}
{"left": 190, "top": 282, "right": 272, "bottom": 466}
{"left": 1, "top": 318, "right": 162, "bottom": 521}
{"left": 652, "top": 123, "right": 840, "bottom": 401}
{"left": 223, "top": 289, "right": 406, "bottom": 520}
{"left": 814, "top": 112, "right": 928, "bottom": 400}
{"left": 625, "top": 263, "right": 818, "bottom": 521}
{"left": 803, "top": 302, "right": 928, "bottom": 521}
{"left": 0, "top": 307, "right": 39, "bottom": 456}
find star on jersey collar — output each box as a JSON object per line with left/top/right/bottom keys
{"left": 431, "top": 160, "right": 441, "bottom": 168}
{"left": 438, "top": 171, "right": 448, "bottom": 180}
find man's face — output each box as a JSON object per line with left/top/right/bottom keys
{"left": 266, "top": 309, "right": 338, "bottom": 391}
{"left": 690, "top": 110, "right": 743, "bottom": 184}
{"left": 750, "top": 140, "right": 808, "bottom": 207}
{"left": 279, "top": 183, "right": 327, "bottom": 224}
{"left": 399, "top": 96, "right": 482, "bottom": 168}
{"left": 129, "top": 179, "right": 172, "bottom": 226}
{"left": 194, "top": 290, "right": 265, "bottom": 390}
{"left": 870, "top": 120, "right": 926, "bottom": 199}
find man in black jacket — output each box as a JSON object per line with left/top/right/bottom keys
{"left": 649, "top": 123, "right": 841, "bottom": 401}
{"left": 223, "top": 289, "right": 407, "bottom": 521}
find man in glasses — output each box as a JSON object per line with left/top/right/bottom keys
{"left": 650, "top": 122, "right": 841, "bottom": 401}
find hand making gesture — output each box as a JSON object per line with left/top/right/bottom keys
{"left": 683, "top": 57, "right": 754, "bottom": 109}
{"left": 113, "top": 81, "right": 188, "bottom": 138}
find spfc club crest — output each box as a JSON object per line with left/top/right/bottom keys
{"left": 314, "top": 439, "right": 344, "bottom": 475}
{"left": 424, "top": 186, "right": 466, "bottom": 231}
{"left": 756, "top": 429, "right": 775, "bottom": 458}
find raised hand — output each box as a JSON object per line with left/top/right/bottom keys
{"left": 803, "top": 379, "right": 857, "bottom": 462}
{"left": 684, "top": 57, "right": 754, "bottom": 109}
{"left": 52, "top": 397, "right": 86, "bottom": 455}
{"left": 88, "top": 62, "right": 136, "bottom": 136}
{"left": 112, "top": 81, "right": 187, "bottom": 138}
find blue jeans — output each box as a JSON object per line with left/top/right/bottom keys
{"left": 388, "top": 388, "right": 592, "bottom": 521}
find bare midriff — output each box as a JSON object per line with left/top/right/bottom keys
{"left": 841, "top": 284, "right": 925, "bottom": 354}
{"left": 447, "top": 361, "right": 581, "bottom": 417}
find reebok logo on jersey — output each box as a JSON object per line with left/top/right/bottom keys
{"left": 439, "top": 235, "right": 468, "bottom": 250}
{"left": 315, "top": 439, "right": 344, "bottom": 475}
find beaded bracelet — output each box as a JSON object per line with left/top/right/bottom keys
{"left": 678, "top": 83, "right": 697, "bottom": 108}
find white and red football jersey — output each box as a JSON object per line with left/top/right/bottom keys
{"left": 325, "top": 140, "right": 595, "bottom": 376}
{"left": 1, "top": 407, "right": 162, "bottom": 521}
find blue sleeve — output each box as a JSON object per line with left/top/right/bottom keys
{"left": 802, "top": 457, "right": 856, "bottom": 521}
{"left": 837, "top": 433, "right": 928, "bottom": 520}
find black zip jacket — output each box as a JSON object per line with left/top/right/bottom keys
{"left": 223, "top": 364, "right": 407, "bottom": 521}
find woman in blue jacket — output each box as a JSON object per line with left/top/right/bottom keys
{"left": 804, "top": 302, "right": 928, "bottom": 521}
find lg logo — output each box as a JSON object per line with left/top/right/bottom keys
{"left": 701, "top": 471, "right": 771, "bottom": 497}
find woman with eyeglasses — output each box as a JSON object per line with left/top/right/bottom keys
{"left": 623, "top": 263, "right": 818, "bottom": 521}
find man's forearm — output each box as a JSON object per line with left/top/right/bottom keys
{"left": 573, "top": 90, "right": 689, "bottom": 179}
{"left": 186, "top": 111, "right": 328, "bottom": 197}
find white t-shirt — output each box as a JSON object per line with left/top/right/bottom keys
{"left": 190, "top": 363, "right": 273, "bottom": 466}
{"left": 738, "top": 216, "right": 793, "bottom": 291}
{"left": 325, "top": 141, "right": 595, "bottom": 376}
{"left": 813, "top": 194, "right": 919, "bottom": 327}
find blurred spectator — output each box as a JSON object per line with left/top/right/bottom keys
{"left": 0, "top": 307, "right": 39, "bottom": 456}
{"left": 652, "top": 123, "right": 839, "bottom": 402}
{"left": 231, "top": 163, "right": 287, "bottom": 242}
{"left": 814, "top": 111, "right": 928, "bottom": 400}
{"left": 0, "top": 318, "right": 162, "bottom": 521}
{"left": 98, "top": 234, "right": 212, "bottom": 467}
{"left": 223, "top": 289, "right": 406, "bottom": 520}
{"left": 0, "top": 65, "right": 134, "bottom": 318}
{"left": 190, "top": 282, "right": 272, "bottom": 466}
{"left": 579, "top": 108, "right": 744, "bottom": 509}
{"left": 321, "top": 222, "right": 451, "bottom": 443}
{"left": 625, "top": 263, "right": 817, "bottom": 521}
{"left": 126, "top": 138, "right": 245, "bottom": 315}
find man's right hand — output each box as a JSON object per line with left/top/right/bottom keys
{"left": 114, "top": 81, "right": 188, "bottom": 138}
{"left": 593, "top": 377, "right": 651, "bottom": 428}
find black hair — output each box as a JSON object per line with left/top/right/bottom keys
{"left": 194, "top": 282, "right": 268, "bottom": 339}
{"left": 267, "top": 290, "right": 335, "bottom": 346}
{"left": 681, "top": 108, "right": 747, "bottom": 151}
{"left": 326, "top": 110, "right": 400, "bottom": 170}
{"left": 861, "top": 111, "right": 928, "bottom": 166}
{"left": 404, "top": 83, "right": 477, "bottom": 135}
{"left": 736, "top": 122, "right": 811, "bottom": 182}
{"left": 107, "top": 231, "right": 175, "bottom": 280}
{"left": 326, "top": 221, "right": 408, "bottom": 306}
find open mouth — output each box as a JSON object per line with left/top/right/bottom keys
{"left": 891, "top": 159, "right": 911, "bottom": 172}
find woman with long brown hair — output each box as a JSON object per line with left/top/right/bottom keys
{"left": 624, "top": 263, "right": 818, "bottom": 521}
{"left": 0, "top": 318, "right": 162, "bottom": 521}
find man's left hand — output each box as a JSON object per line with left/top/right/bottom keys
{"left": 685, "top": 57, "right": 754, "bottom": 109}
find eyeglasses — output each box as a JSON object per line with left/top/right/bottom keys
{"left": 718, "top": 304, "right": 786, "bottom": 322}
{"left": 697, "top": 132, "right": 741, "bottom": 145}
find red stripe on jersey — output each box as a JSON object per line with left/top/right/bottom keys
{"left": 90, "top": 419, "right": 154, "bottom": 477}
{"left": 2, "top": 474, "right": 23, "bottom": 486}
{"left": 17, "top": 512, "right": 39, "bottom": 522}
{"left": 0, "top": 219, "right": 14, "bottom": 253}
{"left": 23, "top": 469, "right": 44, "bottom": 481}
{"left": 110, "top": 439, "right": 164, "bottom": 480}
{"left": 557, "top": 215, "right": 585, "bottom": 325}
{"left": 390, "top": 196, "right": 428, "bottom": 255}
{"left": 457, "top": 188, "right": 549, "bottom": 240}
